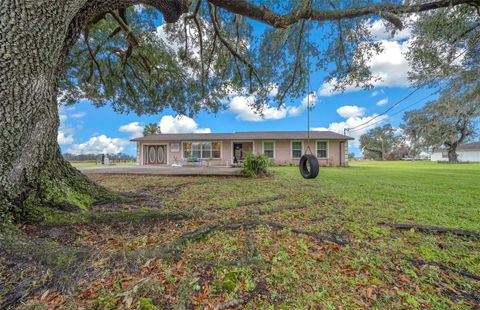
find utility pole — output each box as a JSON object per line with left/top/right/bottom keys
{"left": 380, "top": 137, "right": 385, "bottom": 160}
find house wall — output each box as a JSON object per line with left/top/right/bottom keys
{"left": 431, "top": 150, "right": 480, "bottom": 162}
{"left": 138, "top": 139, "right": 348, "bottom": 167}
{"left": 254, "top": 140, "right": 346, "bottom": 167}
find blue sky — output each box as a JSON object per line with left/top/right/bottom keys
{"left": 58, "top": 14, "right": 439, "bottom": 156}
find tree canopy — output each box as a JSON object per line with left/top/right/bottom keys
{"left": 143, "top": 123, "right": 162, "bottom": 136}
{"left": 60, "top": 0, "right": 480, "bottom": 117}
{"left": 360, "top": 124, "right": 400, "bottom": 160}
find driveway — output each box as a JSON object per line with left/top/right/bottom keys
{"left": 79, "top": 165, "right": 243, "bottom": 176}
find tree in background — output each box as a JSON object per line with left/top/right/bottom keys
{"left": 402, "top": 83, "right": 480, "bottom": 162}
{"left": 2, "top": 0, "right": 479, "bottom": 221}
{"left": 360, "top": 124, "right": 400, "bottom": 160}
{"left": 63, "top": 153, "right": 136, "bottom": 162}
{"left": 143, "top": 123, "right": 161, "bottom": 136}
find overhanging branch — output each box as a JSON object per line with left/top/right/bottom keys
{"left": 207, "top": 0, "right": 480, "bottom": 29}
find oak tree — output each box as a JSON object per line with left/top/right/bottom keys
{"left": 402, "top": 82, "right": 480, "bottom": 162}
{"left": 1, "top": 0, "right": 479, "bottom": 221}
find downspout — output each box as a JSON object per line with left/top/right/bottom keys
{"left": 340, "top": 141, "right": 343, "bottom": 167}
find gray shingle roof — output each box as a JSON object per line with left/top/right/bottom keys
{"left": 458, "top": 141, "right": 480, "bottom": 150}
{"left": 131, "top": 131, "right": 354, "bottom": 142}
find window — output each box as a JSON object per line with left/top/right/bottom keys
{"left": 183, "top": 142, "right": 221, "bottom": 159}
{"left": 291, "top": 141, "right": 302, "bottom": 158}
{"left": 263, "top": 141, "right": 274, "bottom": 159}
{"left": 212, "top": 142, "right": 221, "bottom": 158}
{"left": 170, "top": 143, "right": 180, "bottom": 153}
{"left": 317, "top": 141, "right": 328, "bottom": 158}
{"left": 192, "top": 143, "right": 202, "bottom": 159}
{"left": 201, "top": 142, "right": 211, "bottom": 158}
{"left": 183, "top": 142, "right": 192, "bottom": 159}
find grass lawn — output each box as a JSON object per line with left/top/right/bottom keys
{"left": 1, "top": 161, "right": 479, "bottom": 309}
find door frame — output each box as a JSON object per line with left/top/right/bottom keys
{"left": 231, "top": 140, "right": 254, "bottom": 162}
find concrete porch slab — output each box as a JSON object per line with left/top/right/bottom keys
{"left": 79, "top": 165, "right": 243, "bottom": 176}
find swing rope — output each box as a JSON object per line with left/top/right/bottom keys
{"left": 304, "top": 26, "right": 313, "bottom": 156}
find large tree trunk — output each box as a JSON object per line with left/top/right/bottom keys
{"left": 447, "top": 148, "right": 459, "bottom": 162}
{"left": 0, "top": 0, "right": 186, "bottom": 222}
{"left": 0, "top": 1, "right": 105, "bottom": 221}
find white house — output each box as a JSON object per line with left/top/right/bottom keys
{"left": 431, "top": 142, "right": 480, "bottom": 162}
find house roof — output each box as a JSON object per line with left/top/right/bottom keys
{"left": 131, "top": 131, "right": 354, "bottom": 142}
{"left": 458, "top": 141, "right": 480, "bottom": 150}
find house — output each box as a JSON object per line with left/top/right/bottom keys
{"left": 131, "top": 131, "right": 354, "bottom": 167}
{"left": 431, "top": 142, "right": 480, "bottom": 162}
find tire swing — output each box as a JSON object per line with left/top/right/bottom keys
{"left": 299, "top": 67, "right": 319, "bottom": 179}
{"left": 299, "top": 153, "right": 319, "bottom": 179}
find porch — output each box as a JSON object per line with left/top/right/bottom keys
{"left": 79, "top": 165, "right": 243, "bottom": 176}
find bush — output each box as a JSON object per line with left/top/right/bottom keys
{"left": 242, "top": 153, "right": 270, "bottom": 177}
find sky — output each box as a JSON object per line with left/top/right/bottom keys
{"left": 58, "top": 13, "right": 439, "bottom": 157}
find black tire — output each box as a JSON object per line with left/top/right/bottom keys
{"left": 299, "top": 154, "right": 319, "bottom": 179}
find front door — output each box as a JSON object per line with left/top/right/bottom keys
{"left": 143, "top": 145, "right": 167, "bottom": 165}
{"left": 233, "top": 143, "right": 243, "bottom": 163}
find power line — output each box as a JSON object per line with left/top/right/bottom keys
{"left": 348, "top": 90, "right": 438, "bottom": 133}
{"left": 346, "top": 44, "right": 469, "bottom": 134}
{"left": 348, "top": 85, "right": 424, "bottom": 131}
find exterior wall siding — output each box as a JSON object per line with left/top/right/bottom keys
{"left": 138, "top": 139, "right": 348, "bottom": 167}
{"left": 432, "top": 150, "right": 480, "bottom": 162}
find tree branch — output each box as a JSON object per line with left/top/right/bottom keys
{"left": 208, "top": 3, "right": 263, "bottom": 86}
{"left": 207, "top": 0, "right": 479, "bottom": 29}
{"left": 279, "top": 20, "right": 306, "bottom": 104}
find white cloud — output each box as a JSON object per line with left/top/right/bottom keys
{"left": 369, "top": 19, "right": 412, "bottom": 41}
{"left": 66, "top": 135, "right": 130, "bottom": 155}
{"left": 319, "top": 39, "right": 411, "bottom": 96}
{"left": 376, "top": 98, "right": 389, "bottom": 106}
{"left": 119, "top": 122, "right": 144, "bottom": 138}
{"left": 287, "top": 92, "right": 318, "bottom": 117}
{"left": 159, "top": 115, "right": 211, "bottom": 133}
{"left": 371, "top": 89, "right": 384, "bottom": 97}
{"left": 313, "top": 114, "right": 388, "bottom": 146}
{"left": 57, "top": 131, "right": 74, "bottom": 145}
{"left": 228, "top": 90, "right": 318, "bottom": 122}
{"left": 318, "top": 15, "right": 417, "bottom": 97}
{"left": 229, "top": 95, "right": 288, "bottom": 122}
{"left": 70, "top": 112, "right": 86, "bottom": 119}
{"left": 313, "top": 105, "right": 388, "bottom": 146}
{"left": 336, "top": 105, "right": 366, "bottom": 118}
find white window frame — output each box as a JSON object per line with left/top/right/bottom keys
{"left": 262, "top": 141, "right": 275, "bottom": 159}
{"left": 316, "top": 140, "right": 329, "bottom": 159}
{"left": 182, "top": 141, "right": 222, "bottom": 159}
{"left": 291, "top": 141, "right": 303, "bottom": 159}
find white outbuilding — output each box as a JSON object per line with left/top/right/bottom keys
{"left": 431, "top": 142, "right": 480, "bottom": 162}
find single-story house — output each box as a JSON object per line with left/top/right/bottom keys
{"left": 431, "top": 141, "right": 480, "bottom": 162}
{"left": 131, "top": 131, "right": 354, "bottom": 167}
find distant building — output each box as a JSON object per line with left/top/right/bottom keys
{"left": 431, "top": 142, "right": 480, "bottom": 162}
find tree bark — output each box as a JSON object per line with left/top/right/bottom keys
{"left": 447, "top": 149, "right": 459, "bottom": 162}
{"left": 446, "top": 144, "right": 459, "bottom": 162}
{"left": 0, "top": 0, "right": 186, "bottom": 222}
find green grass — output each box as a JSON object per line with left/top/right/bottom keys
{"left": 274, "top": 161, "right": 480, "bottom": 230}
{"left": 4, "top": 161, "right": 479, "bottom": 309}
